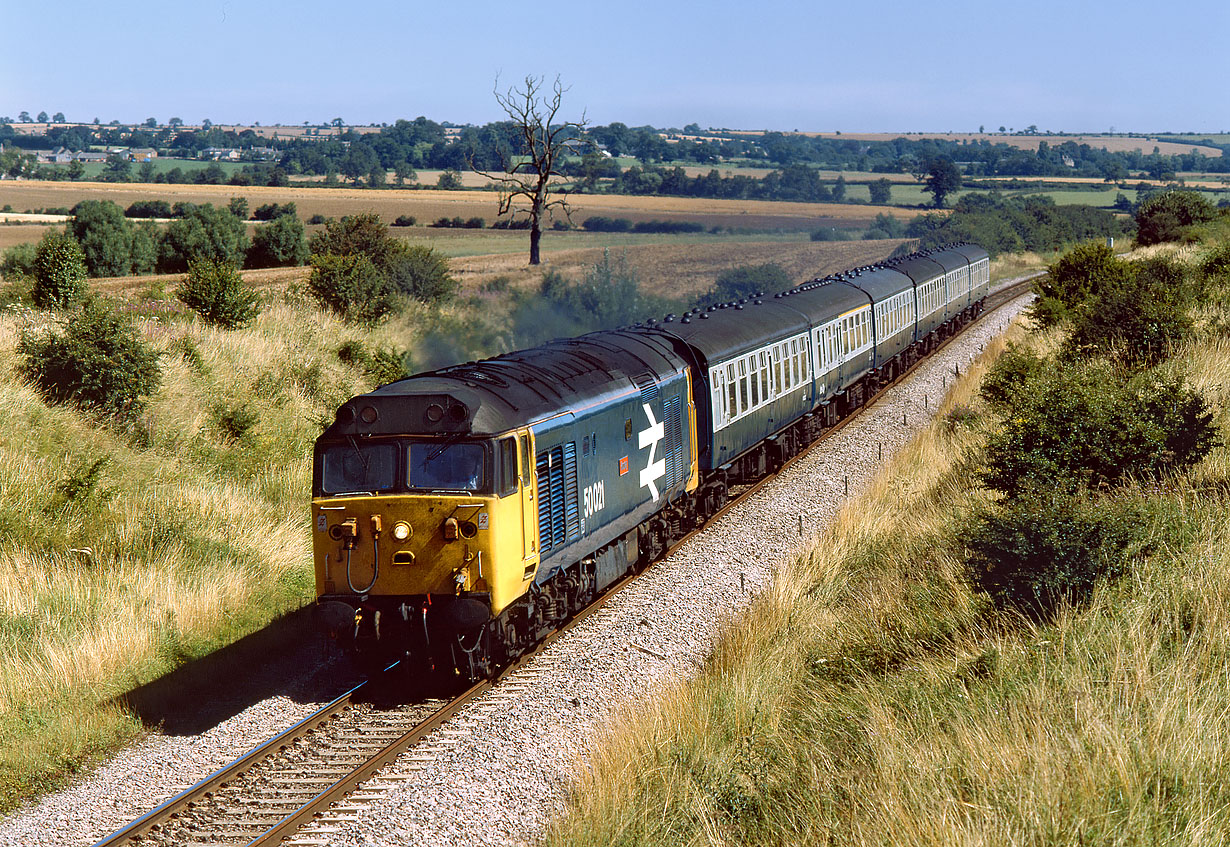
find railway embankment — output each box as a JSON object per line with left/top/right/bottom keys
{"left": 544, "top": 231, "right": 1230, "bottom": 845}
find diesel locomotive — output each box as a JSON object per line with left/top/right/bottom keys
{"left": 312, "top": 243, "right": 991, "bottom": 678}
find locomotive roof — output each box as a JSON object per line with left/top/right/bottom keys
{"left": 320, "top": 328, "right": 688, "bottom": 440}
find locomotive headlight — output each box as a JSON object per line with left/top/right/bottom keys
{"left": 391, "top": 521, "right": 412, "bottom": 542}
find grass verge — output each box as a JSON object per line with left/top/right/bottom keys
{"left": 545, "top": 258, "right": 1230, "bottom": 845}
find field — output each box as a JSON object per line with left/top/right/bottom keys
{"left": 750, "top": 131, "right": 1225, "bottom": 158}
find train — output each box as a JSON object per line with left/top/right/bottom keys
{"left": 311, "top": 243, "right": 990, "bottom": 679}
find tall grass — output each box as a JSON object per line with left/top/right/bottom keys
{"left": 546, "top": 277, "right": 1230, "bottom": 845}
{"left": 0, "top": 287, "right": 423, "bottom": 812}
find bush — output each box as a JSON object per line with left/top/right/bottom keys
{"left": 1063, "top": 256, "right": 1194, "bottom": 366}
{"left": 31, "top": 231, "right": 88, "bottom": 309}
{"left": 978, "top": 344, "right": 1047, "bottom": 411}
{"left": 176, "top": 260, "right": 262, "bottom": 329}
{"left": 307, "top": 214, "right": 327, "bottom": 225}
{"left": 981, "top": 360, "right": 1219, "bottom": 497}
{"left": 581, "top": 216, "right": 633, "bottom": 233}
{"left": 392, "top": 215, "right": 417, "bottom": 227}
{"left": 124, "top": 200, "right": 173, "bottom": 219}
{"left": 1135, "top": 189, "right": 1217, "bottom": 246}
{"left": 247, "top": 214, "right": 308, "bottom": 268}
{"left": 17, "top": 300, "right": 161, "bottom": 421}
{"left": 491, "top": 217, "right": 531, "bottom": 230}
{"left": 307, "top": 253, "right": 400, "bottom": 325}
{"left": 1031, "top": 241, "right": 1133, "bottom": 328}
{"left": 384, "top": 244, "right": 456, "bottom": 303}
{"left": 209, "top": 401, "right": 259, "bottom": 441}
{"left": 68, "top": 199, "right": 142, "bottom": 277}
{"left": 810, "top": 227, "right": 856, "bottom": 242}
{"left": 253, "top": 201, "right": 297, "bottom": 221}
{"left": 158, "top": 203, "right": 250, "bottom": 273}
{"left": 698, "top": 263, "right": 792, "bottom": 307}
{"left": 337, "top": 340, "right": 411, "bottom": 384}
{"left": 961, "top": 489, "right": 1145, "bottom": 620}
{"left": 308, "top": 213, "right": 397, "bottom": 268}
{"left": 1, "top": 242, "right": 38, "bottom": 282}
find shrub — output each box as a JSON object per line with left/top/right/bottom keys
{"left": 308, "top": 213, "right": 396, "bottom": 268}
{"left": 810, "top": 227, "right": 856, "bottom": 242}
{"left": 32, "top": 231, "right": 88, "bottom": 309}
{"left": 1031, "top": 241, "right": 1131, "bottom": 328}
{"left": 247, "top": 214, "right": 308, "bottom": 268}
{"left": 961, "top": 489, "right": 1145, "bottom": 620}
{"left": 698, "top": 263, "right": 792, "bottom": 307}
{"left": 337, "top": 340, "right": 411, "bottom": 384}
{"left": 1063, "top": 257, "right": 1193, "bottom": 365}
{"left": 124, "top": 200, "right": 174, "bottom": 218}
{"left": 158, "top": 203, "right": 250, "bottom": 273}
{"left": 383, "top": 244, "right": 457, "bottom": 303}
{"left": 176, "top": 260, "right": 262, "bottom": 329}
{"left": 581, "top": 216, "right": 632, "bottom": 233}
{"left": 17, "top": 300, "right": 161, "bottom": 421}
{"left": 1135, "top": 189, "right": 1217, "bottom": 245}
{"left": 981, "top": 360, "right": 1219, "bottom": 497}
{"left": 978, "top": 344, "right": 1047, "bottom": 411}
{"left": 209, "top": 401, "right": 259, "bottom": 441}
{"left": 307, "top": 214, "right": 327, "bottom": 225}
{"left": 1, "top": 242, "right": 38, "bottom": 281}
{"left": 307, "top": 253, "right": 400, "bottom": 325}
{"left": 253, "top": 201, "right": 297, "bottom": 221}
{"left": 392, "top": 215, "right": 417, "bottom": 227}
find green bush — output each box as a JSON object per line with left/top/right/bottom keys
{"left": 307, "top": 253, "right": 400, "bottom": 325}
{"left": 981, "top": 360, "right": 1219, "bottom": 497}
{"left": 31, "top": 231, "right": 88, "bottom": 309}
{"left": 176, "top": 260, "right": 262, "bottom": 329}
{"left": 383, "top": 244, "right": 456, "bottom": 304}
{"left": 158, "top": 203, "right": 250, "bottom": 273}
{"left": 1031, "top": 241, "right": 1132, "bottom": 328}
{"left": 1063, "top": 257, "right": 1193, "bottom": 365}
{"left": 247, "top": 214, "right": 308, "bottom": 268}
{"left": 978, "top": 344, "right": 1047, "bottom": 411}
{"left": 698, "top": 263, "right": 791, "bottom": 307}
{"left": 961, "top": 489, "right": 1145, "bottom": 620}
{"left": 1, "top": 242, "right": 38, "bottom": 282}
{"left": 337, "top": 340, "right": 411, "bottom": 384}
{"left": 1135, "top": 189, "right": 1217, "bottom": 245}
{"left": 392, "top": 215, "right": 416, "bottom": 227}
{"left": 17, "top": 300, "right": 161, "bottom": 421}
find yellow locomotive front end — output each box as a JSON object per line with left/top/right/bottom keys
{"left": 313, "top": 417, "right": 540, "bottom": 676}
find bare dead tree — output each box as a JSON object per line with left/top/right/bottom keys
{"left": 477, "top": 75, "right": 587, "bottom": 265}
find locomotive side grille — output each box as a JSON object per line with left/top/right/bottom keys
{"left": 663, "top": 394, "right": 684, "bottom": 489}
{"left": 537, "top": 442, "right": 581, "bottom": 553}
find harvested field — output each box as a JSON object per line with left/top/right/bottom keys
{"left": 0, "top": 180, "right": 905, "bottom": 243}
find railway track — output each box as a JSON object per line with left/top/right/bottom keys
{"left": 93, "top": 274, "right": 1037, "bottom": 847}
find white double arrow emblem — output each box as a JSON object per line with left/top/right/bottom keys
{"left": 639, "top": 402, "right": 666, "bottom": 501}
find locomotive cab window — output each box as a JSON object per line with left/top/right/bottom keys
{"left": 408, "top": 440, "right": 487, "bottom": 493}
{"left": 321, "top": 441, "right": 398, "bottom": 495}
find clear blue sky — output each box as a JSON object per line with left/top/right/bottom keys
{"left": 3, "top": 0, "right": 1227, "bottom": 133}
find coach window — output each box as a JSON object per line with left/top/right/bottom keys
{"left": 773, "top": 347, "right": 782, "bottom": 394}
{"left": 759, "top": 352, "right": 770, "bottom": 400}
{"left": 738, "top": 359, "right": 749, "bottom": 414}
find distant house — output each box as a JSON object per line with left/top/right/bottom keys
{"left": 130, "top": 148, "right": 158, "bottom": 162}
{"left": 36, "top": 147, "right": 74, "bottom": 164}
{"left": 202, "top": 147, "right": 240, "bottom": 161}
{"left": 73, "top": 151, "right": 107, "bottom": 163}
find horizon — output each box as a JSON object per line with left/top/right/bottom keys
{"left": 2, "top": 0, "right": 1227, "bottom": 135}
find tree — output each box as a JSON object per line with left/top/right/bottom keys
{"left": 67, "top": 200, "right": 137, "bottom": 277}
{"left": 18, "top": 111, "right": 30, "bottom": 123}
{"left": 436, "top": 169, "right": 462, "bottom": 190}
{"left": 247, "top": 214, "right": 308, "bottom": 268}
{"left": 923, "top": 156, "right": 962, "bottom": 208}
{"left": 52, "top": 112, "right": 65, "bottom": 123}
{"left": 228, "top": 196, "right": 249, "bottom": 220}
{"left": 31, "top": 231, "right": 88, "bottom": 308}
{"left": 158, "top": 203, "right": 250, "bottom": 272}
{"left": 37, "top": 111, "right": 48, "bottom": 123}
{"left": 144, "top": 117, "right": 157, "bottom": 128}
{"left": 478, "top": 75, "right": 588, "bottom": 265}
{"left": 1134, "top": 189, "right": 1217, "bottom": 245}
{"left": 102, "top": 153, "right": 132, "bottom": 182}
{"left": 869, "top": 178, "right": 892, "bottom": 205}
{"left": 169, "top": 117, "right": 183, "bottom": 129}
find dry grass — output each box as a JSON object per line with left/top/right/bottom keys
{"left": 546, "top": 258, "right": 1230, "bottom": 846}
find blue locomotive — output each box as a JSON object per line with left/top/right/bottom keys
{"left": 311, "top": 243, "right": 990, "bottom": 677}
